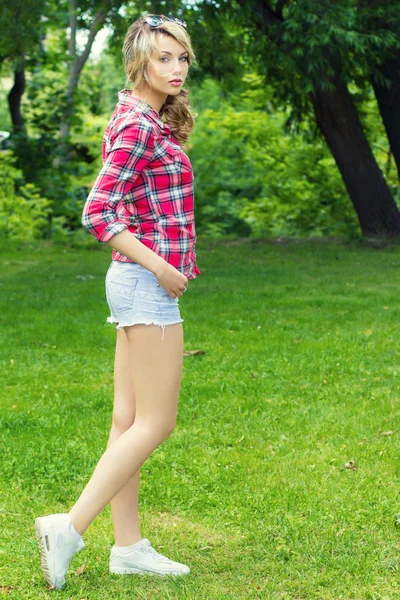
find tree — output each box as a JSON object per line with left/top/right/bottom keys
{"left": 0, "top": 1, "right": 126, "bottom": 150}
{"left": 51, "top": 0, "right": 126, "bottom": 163}
{"left": 0, "top": 0, "right": 46, "bottom": 133}
{"left": 372, "top": 51, "right": 400, "bottom": 180}
{"left": 166, "top": 1, "right": 399, "bottom": 237}
{"left": 228, "top": 0, "right": 400, "bottom": 237}
{"left": 357, "top": 1, "right": 400, "bottom": 179}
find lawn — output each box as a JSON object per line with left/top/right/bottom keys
{"left": 1, "top": 236, "right": 400, "bottom": 599}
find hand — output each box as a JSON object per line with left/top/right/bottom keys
{"left": 154, "top": 261, "right": 188, "bottom": 298}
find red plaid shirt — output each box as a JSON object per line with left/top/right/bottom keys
{"left": 81, "top": 89, "right": 201, "bottom": 279}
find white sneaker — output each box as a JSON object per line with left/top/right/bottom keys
{"left": 109, "top": 538, "right": 190, "bottom": 577}
{"left": 35, "top": 513, "right": 85, "bottom": 589}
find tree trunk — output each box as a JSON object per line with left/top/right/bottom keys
{"left": 310, "top": 74, "right": 400, "bottom": 237}
{"left": 8, "top": 56, "right": 26, "bottom": 134}
{"left": 56, "top": 60, "right": 80, "bottom": 162}
{"left": 55, "top": 0, "right": 110, "bottom": 166}
{"left": 371, "top": 54, "right": 400, "bottom": 180}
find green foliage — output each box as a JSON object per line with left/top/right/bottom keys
{"left": 2, "top": 1, "right": 399, "bottom": 243}
{"left": 0, "top": 150, "right": 64, "bottom": 241}
{"left": 10, "top": 37, "right": 123, "bottom": 232}
{"left": 190, "top": 78, "right": 361, "bottom": 239}
{"left": 0, "top": 0, "right": 46, "bottom": 68}
{"left": 0, "top": 79, "right": 12, "bottom": 131}
{"left": 70, "top": 110, "right": 109, "bottom": 166}
{"left": 78, "top": 51, "right": 125, "bottom": 117}
{"left": 4, "top": 64, "right": 396, "bottom": 243}
{"left": 9, "top": 107, "right": 108, "bottom": 237}
{"left": 23, "top": 68, "right": 72, "bottom": 136}
{"left": 215, "top": 0, "right": 400, "bottom": 126}
{"left": 201, "top": 191, "right": 252, "bottom": 238}
{"left": 10, "top": 133, "right": 75, "bottom": 223}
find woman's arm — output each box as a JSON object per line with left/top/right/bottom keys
{"left": 106, "top": 229, "right": 187, "bottom": 296}
{"left": 81, "top": 118, "right": 155, "bottom": 246}
{"left": 105, "top": 229, "right": 166, "bottom": 276}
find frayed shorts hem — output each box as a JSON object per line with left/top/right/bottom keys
{"left": 105, "top": 315, "right": 184, "bottom": 340}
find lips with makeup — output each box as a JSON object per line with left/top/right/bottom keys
{"left": 169, "top": 79, "right": 183, "bottom": 86}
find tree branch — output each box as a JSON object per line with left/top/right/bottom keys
{"left": 69, "top": 0, "right": 77, "bottom": 58}
{"left": 256, "top": 0, "right": 284, "bottom": 26}
{"left": 75, "top": 0, "right": 110, "bottom": 75}
{"left": 236, "top": 0, "right": 283, "bottom": 44}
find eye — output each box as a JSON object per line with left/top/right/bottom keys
{"left": 160, "top": 55, "right": 188, "bottom": 62}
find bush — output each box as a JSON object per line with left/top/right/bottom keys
{"left": 0, "top": 150, "right": 67, "bottom": 242}
{"left": 190, "top": 83, "right": 361, "bottom": 239}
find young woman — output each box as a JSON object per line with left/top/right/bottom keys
{"left": 35, "top": 14, "right": 201, "bottom": 589}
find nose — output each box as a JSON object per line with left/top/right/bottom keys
{"left": 172, "top": 59, "right": 184, "bottom": 75}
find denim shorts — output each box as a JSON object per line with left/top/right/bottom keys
{"left": 105, "top": 260, "right": 184, "bottom": 340}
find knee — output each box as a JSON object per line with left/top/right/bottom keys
{"left": 135, "top": 417, "right": 177, "bottom": 442}
{"left": 152, "top": 418, "right": 177, "bottom": 442}
{"left": 111, "top": 410, "right": 136, "bottom": 435}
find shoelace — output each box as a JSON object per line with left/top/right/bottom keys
{"left": 140, "top": 545, "right": 174, "bottom": 564}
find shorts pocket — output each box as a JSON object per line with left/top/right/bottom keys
{"left": 107, "top": 280, "right": 139, "bottom": 313}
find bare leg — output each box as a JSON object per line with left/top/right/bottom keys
{"left": 106, "top": 329, "right": 141, "bottom": 547}
{"left": 68, "top": 322, "right": 184, "bottom": 535}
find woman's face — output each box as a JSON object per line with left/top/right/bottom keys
{"left": 146, "top": 34, "right": 189, "bottom": 97}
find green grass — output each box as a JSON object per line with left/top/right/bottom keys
{"left": 1, "top": 236, "right": 400, "bottom": 599}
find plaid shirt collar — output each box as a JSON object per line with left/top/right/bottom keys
{"left": 118, "top": 89, "right": 171, "bottom": 136}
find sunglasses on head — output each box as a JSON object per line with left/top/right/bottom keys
{"left": 145, "top": 15, "right": 187, "bottom": 28}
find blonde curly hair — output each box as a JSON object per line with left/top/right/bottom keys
{"left": 122, "top": 14, "right": 198, "bottom": 146}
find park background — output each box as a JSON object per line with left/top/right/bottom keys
{"left": 1, "top": 1, "right": 400, "bottom": 598}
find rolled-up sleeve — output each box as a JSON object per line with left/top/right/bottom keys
{"left": 81, "top": 118, "right": 155, "bottom": 244}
